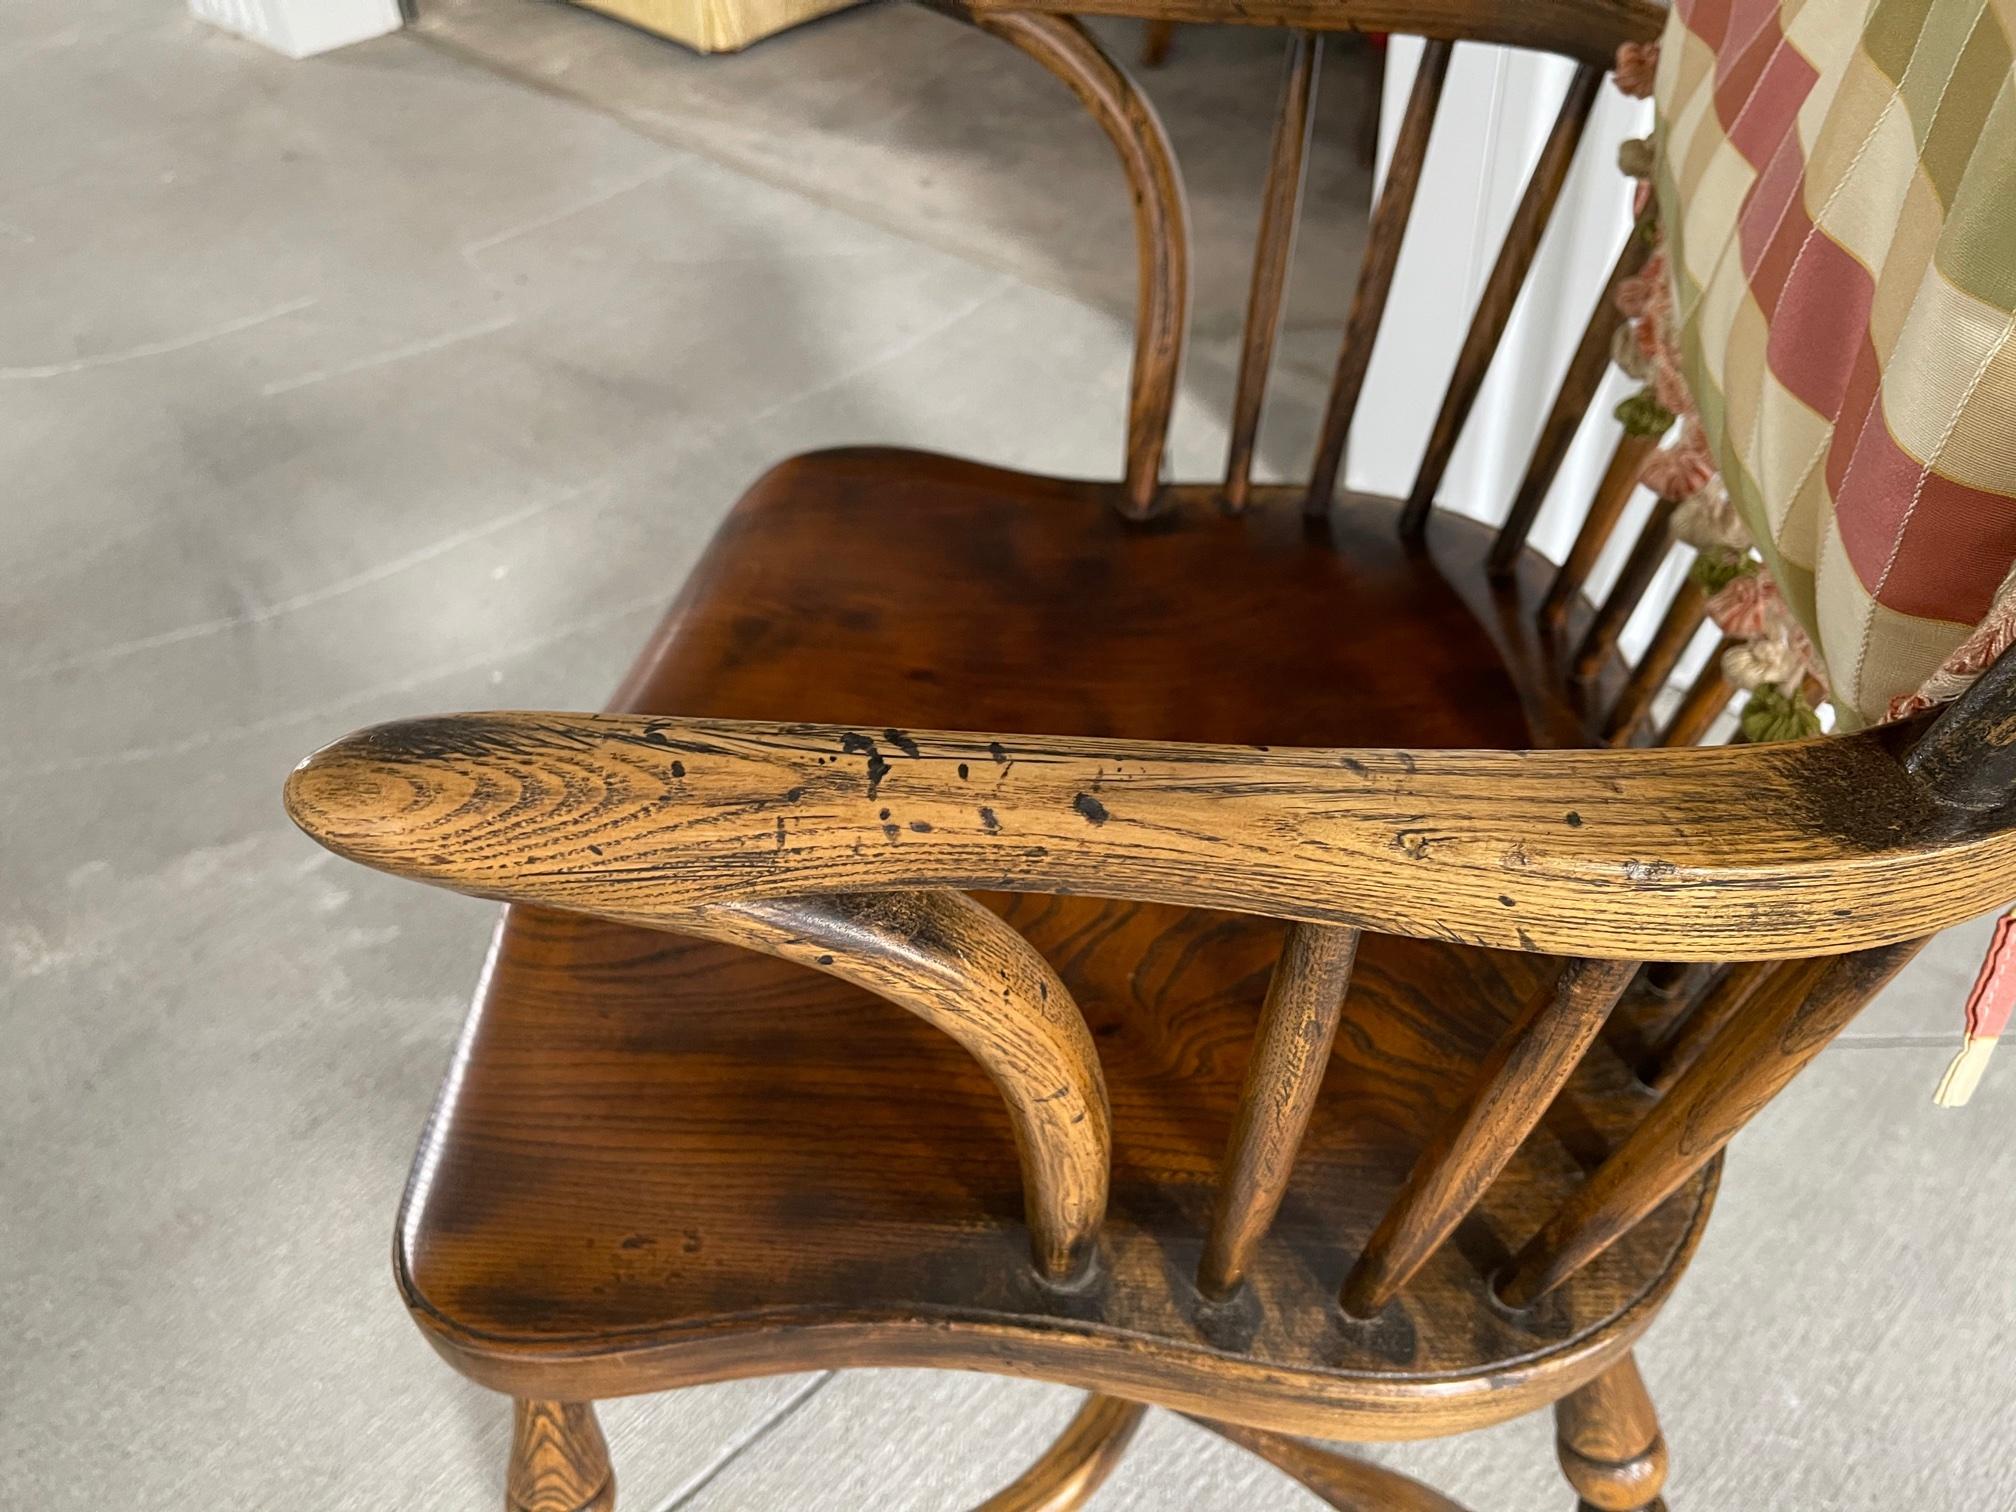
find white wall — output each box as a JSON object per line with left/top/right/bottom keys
{"left": 1358, "top": 39, "right": 1698, "bottom": 666}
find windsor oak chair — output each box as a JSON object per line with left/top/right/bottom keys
{"left": 284, "top": 4, "right": 2016, "bottom": 1509}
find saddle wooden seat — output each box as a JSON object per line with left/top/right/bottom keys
{"left": 285, "top": 5, "right": 2016, "bottom": 1508}
{"left": 402, "top": 446, "right": 1710, "bottom": 1438}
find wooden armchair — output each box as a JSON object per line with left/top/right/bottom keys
{"left": 284, "top": 4, "right": 2016, "bottom": 1507}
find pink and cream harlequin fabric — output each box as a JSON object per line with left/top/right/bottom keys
{"left": 1652, "top": 0, "right": 2016, "bottom": 727}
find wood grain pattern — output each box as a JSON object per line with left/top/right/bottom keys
{"left": 1401, "top": 65, "right": 1604, "bottom": 539}
{"left": 963, "top": 11, "right": 1188, "bottom": 519}
{"left": 975, "top": 1394, "right": 1146, "bottom": 1510}
{"left": 953, "top": 0, "right": 1663, "bottom": 68}
{"left": 1501, "top": 939, "right": 1925, "bottom": 1305}
{"left": 1200, "top": 922, "right": 1360, "bottom": 1297}
{"left": 286, "top": 707, "right": 2016, "bottom": 964}
{"left": 1490, "top": 226, "right": 1652, "bottom": 576}
{"left": 284, "top": 3, "right": 2016, "bottom": 1502}
{"left": 1554, "top": 1354, "right": 1667, "bottom": 1511}
{"left": 686, "top": 890, "right": 1109, "bottom": 1281}
{"left": 506, "top": 1401, "right": 614, "bottom": 1512}
{"left": 395, "top": 900, "right": 1711, "bottom": 1435}
{"left": 1304, "top": 39, "right": 1450, "bottom": 515}
{"left": 1223, "top": 31, "right": 1320, "bottom": 514}
{"left": 1341, "top": 957, "right": 1636, "bottom": 1317}
{"left": 1189, "top": 1416, "right": 1473, "bottom": 1510}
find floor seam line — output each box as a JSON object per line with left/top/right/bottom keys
{"left": 405, "top": 18, "right": 1134, "bottom": 329}
{"left": 652, "top": 1371, "right": 839, "bottom": 1511}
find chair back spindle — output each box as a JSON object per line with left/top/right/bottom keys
{"left": 1303, "top": 37, "right": 1452, "bottom": 515}
{"left": 1489, "top": 222, "right": 1652, "bottom": 572}
{"left": 1499, "top": 938, "right": 1925, "bottom": 1305}
{"left": 1201, "top": 922, "right": 1361, "bottom": 1296}
{"left": 1398, "top": 64, "right": 1605, "bottom": 539}
{"left": 1341, "top": 956, "right": 1636, "bottom": 1318}
{"left": 1222, "top": 32, "right": 1322, "bottom": 513}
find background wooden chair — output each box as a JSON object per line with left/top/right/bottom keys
{"left": 285, "top": 3, "right": 2016, "bottom": 1507}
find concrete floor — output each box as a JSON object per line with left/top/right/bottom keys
{"left": 3, "top": 3, "right": 2013, "bottom": 1509}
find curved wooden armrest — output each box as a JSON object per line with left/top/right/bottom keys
{"left": 943, "top": 0, "right": 1663, "bottom": 68}
{"left": 684, "top": 890, "right": 1110, "bottom": 1281}
{"left": 285, "top": 711, "right": 2016, "bottom": 961}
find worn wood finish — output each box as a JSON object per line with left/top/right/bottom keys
{"left": 1190, "top": 1417, "right": 1473, "bottom": 1510}
{"left": 1223, "top": 31, "right": 1321, "bottom": 513}
{"left": 391, "top": 900, "right": 1709, "bottom": 1434}
{"left": 1657, "top": 637, "right": 1736, "bottom": 748}
{"left": 337, "top": 449, "right": 1722, "bottom": 1438}
{"left": 974, "top": 1394, "right": 1146, "bottom": 1511}
{"left": 955, "top": 0, "right": 1663, "bottom": 68}
{"left": 1643, "top": 958, "right": 1795, "bottom": 1093}
{"left": 1490, "top": 227, "right": 1653, "bottom": 576}
{"left": 287, "top": 701, "right": 2016, "bottom": 964}
{"left": 1341, "top": 957, "right": 1636, "bottom": 1317}
{"left": 1401, "top": 65, "right": 1605, "bottom": 540}
{"left": 1555, "top": 1354, "right": 1667, "bottom": 1512}
{"left": 1200, "top": 923, "right": 1360, "bottom": 1297}
{"left": 1305, "top": 39, "right": 1450, "bottom": 515}
{"left": 1501, "top": 938, "right": 1926, "bottom": 1306}
{"left": 1571, "top": 497, "right": 1677, "bottom": 682}
{"left": 962, "top": 11, "right": 1187, "bottom": 519}
{"left": 1602, "top": 581, "right": 1708, "bottom": 746}
{"left": 685, "top": 890, "right": 1109, "bottom": 1281}
{"left": 1903, "top": 643, "right": 2016, "bottom": 811}
{"left": 1538, "top": 433, "right": 1660, "bottom": 628}
{"left": 506, "top": 1402, "right": 615, "bottom": 1512}
{"left": 287, "top": 3, "right": 2016, "bottom": 1500}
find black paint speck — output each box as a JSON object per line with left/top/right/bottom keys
{"left": 978, "top": 806, "right": 1001, "bottom": 833}
{"left": 1565, "top": 811, "right": 1584, "bottom": 828}
{"left": 586, "top": 843, "right": 603, "bottom": 856}
{"left": 1073, "top": 792, "right": 1110, "bottom": 826}
{"left": 879, "top": 808, "right": 891, "bottom": 821}
{"left": 842, "top": 732, "right": 894, "bottom": 794}
{"left": 885, "top": 728, "right": 921, "bottom": 759}
{"left": 909, "top": 821, "right": 933, "bottom": 833}
{"left": 1499, "top": 894, "right": 1516, "bottom": 907}
{"left": 1341, "top": 756, "right": 1369, "bottom": 776}
{"left": 958, "top": 763, "right": 970, "bottom": 781}
{"left": 882, "top": 823, "right": 902, "bottom": 842}
{"left": 670, "top": 760, "right": 686, "bottom": 779}
{"left": 988, "top": 741, "right": 1008, "bottom": 765}
{"left": 817, "top": 954, "right": 834, "bottom": 966}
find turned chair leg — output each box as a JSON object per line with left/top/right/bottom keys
{"left": 1555, "top": 1354, "right": 1668, "bottom": 1512}
{"left": 507, "top": 1400, "right": 616, "bottom": 1512}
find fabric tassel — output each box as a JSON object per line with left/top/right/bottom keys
{"left": 1934, "top": 908, "right": 2016, "bottom": 1107}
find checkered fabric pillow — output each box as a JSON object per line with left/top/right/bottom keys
{"left": 1652, "top": 0, "right": 2016, "bottom": 728}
